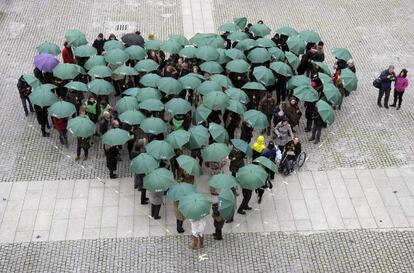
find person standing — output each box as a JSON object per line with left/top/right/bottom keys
{"left": 51, "top": 116, "right": 68, "bottom": 147}
{"left": 174, "top": 199, "right": 185, "bottom": 233}
{"left": 34, "top": 105, "right": 50, "bottom": 137}
{"left": 390, "top": 69, "right": 409, "bottom": 110}
{"left": 190, "top": 217, "right": 206, "bottom": 249}
{"left": 130, "top": 139, "right": 149, "bottom": 204}
{"left": 240, "top": 121, "right": 253, "bottom": 144}
{"left": 229, "top": 147, "right": 245, "bottom": 177}
{"left": 259, "top": 92, "right": 276, "bottom": 135}
{"left": 237, "top": 186, "right": 253, "bottom": 215}
{"left": 62, "top": 42, "right": 75, "bottom": 64}
{"left": 92, "top": 33, "right": 105, "bottom": 55}
{"left": 261, "top": 140, "right": 280, "bottom": 180}
{"left": 104, "top": 144, "right": 119, "bottom": 179}
{"left": 149, "top": 191, "right": 163, "bottom": 220}
{"left": 212, "top": 203, "right": 224, "bottom": 240}
{"left": 308, "top": 109, "right": 326, "bottom": 144}
{"left": 273, "top": 117, "right": 293, "bottom": 152}
{"left": 17, "top": 75, "right": 35, "bottom": 116}
{"left": 286, "top": 98, "right": 301, "bottom": 132}
{"left": 377, "top": 65, "right": 396, "bottom": 108}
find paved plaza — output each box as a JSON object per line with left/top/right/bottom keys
{"left": 1, "top": 0, "right": 414, "bottom": 272}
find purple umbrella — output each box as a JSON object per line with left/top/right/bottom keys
{"left": 34, "top": 53, "right": 59, "bottom": 72}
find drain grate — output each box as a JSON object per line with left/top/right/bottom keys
{"left": 115, "top": 24, "right": 129, "bottom": 31}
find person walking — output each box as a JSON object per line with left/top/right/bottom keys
{"left": 212, "top": 203, "right": 224, "bottom": 240}
{"left": 273, "top": 117, "right": 293, "bottom": 152}
{"left": 149, "top": 191, "right": 163, "bottom": 220}
{"left": 390, "top": 69, "right": 409, "bottom": 110}
{"left": 377, "top": 65, "right": 396, "bottom": 108}
{"left": 251, "top": 135, "right": 266, "bottom": 160}
{"left": 237, "top": 186, "right": 253, "bottom": 215}
{"left": 17, "top": 75, "right": 35, "bottom": 116}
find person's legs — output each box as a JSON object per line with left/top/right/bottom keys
{"left": 305, "top": 118, "right": 313, "bottom": 132}
{"left": 243, "top": 189, "right": 252, "bottom": 209}
{"left": 21, "top": 97, "right": 29, "bottom": 116}
{"left": 215, "top": 228, "right": 222, "bottom": 240}
{"left": 76, "top": 140, "right": 81, "bottom": 160}
{"left": 238, "top": 189, "right": 248, "bottom": 214}
{"left": 41, "top": 123, "right": 49, "bottom": 137}
{"left": 377, "top": 89, "right": 384, "bottom": 107}
{"left": 176, "top": 219, "right": 184, "bottom": 233}
{"left": 309, "top": 123, "right": 317, "bottom": 141}
{"left": 27, "top": 97, "right": 34, "bottom": 112}
{"left": 257, "top": 188, "right": 264, "bottom": 204}
{"left": 390, "top": 90, "right": 397, "bottom": 107}
{"left": 397, "top": 92, "right": 404, "bottom": 109}
{"left": 384, "top": 89, "right": 391, "bottom": 108}
{"left": 140, "top": 189, "right": 148, "bottom": 205}
{"left": 153, "top": 204, "right": 161, "bottom": 219}
{"left": 314, "top": 126, "right": 322, "bottom": 143}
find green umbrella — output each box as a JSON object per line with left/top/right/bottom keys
{"left": 115, "top": 96, "right": 139, "bottom": 114}
{"left": 87, "top": 65, "right": 112, "bottom": 78}
{"left": 166, "top": 129, "right": 191, "bottom": 149}
{"left": 236, "top": 164, "right": 268, "bottom": 190}
{"left": 318, "top": 72, "right": 333, "bottom": 84}
{"left": 287, "top": 75, "right": 311, "bottom": 90}
{"left": 123, "top": 87, "right": 141, "bottom": 96}
{"left": 209, "top": 123, "right": 229, "bottom": 143}
{"left": 195, "top": 46, "right": 219, "bottom": 61}
{"left": 166, "top": 183, "right": 198, "bottom": 201}
{"left": 312, "top": 61, "right": 331, "bottom": 76}
{"left": 316, "top": 100, "right": 335, "bottom": 125}
{"left": 53, "top": 63, "right": 83, "bottom": 80}
{"left": 253, "top": 156, "right": 278, "bottom": 172}
{"left": 216, "top": 48, "right": 231, "bottom": 64}
{"left": 160, "top": 40, "right": 183, "bottom": 54}
{"left": 276, "top": 26, "right": 298, "bottom": 37}
{"left": 253, "top": 66, "right": 275, "bottom": 86}
{"left": 189, "top": 73, "right": 206, "bottom": 80}
{"left": 146, "top": 140, "right": 175, "bottom": 160}
{"left": 256, "top": 38, "right": 276, "bottom": 48}
{"left": 64, "top": 81, "right": 88, "bottom": 92}
{"left": 113, "top": 65, "right": 138, "bottom": 76}
{"left": 241, "top": 82, "right": 266, "bottom": 91}
{"left": 28, "top": 85, "right": 57, "bottom": 107}
{"left": 299, "top": 30, "right": 321, "bottom": 44}
{"left": 67, "top": 116, "right": 96, "bottom": 137}
{"left": 293, "top": 85, "right": 319, "bottom": 102}
{"left": 208, "top": 174, "right": 238, "bottom": 189}
{"left": 243, "top": 109, "right": 269, "bottom": 129}
{"left": 340, "top": 68, "right": 358, "bottom": 92}
{"left": 157, "top": 77, "right": 183, "bottom": 95}
{"left": 235, "top": 38, "right": 258, "bottom": 51}
{"left": 225, "top": 48, "right": 246, "bottom": 60}
{"left": 178, "top": 193, "right": 211, "bottom": 220}
{"left": 233, "top": 17, "right": 247, "bottom": 29}
{"left": 218, "top": 189, "right": 236, "bottom": 221}
{"left": 87, "top": 79, "right": 114, "bottom": 95}
{"left": 139, "top": 98, "right": 164, "bottom": 112}
{"left": 179, "top": 74, "right": 202, "bottom": 90}
{"left": 203, "top": 91, "right": 230, "bottom": 110}
{"left": 140, "top": 117, "right": 167, "bottom": 135}
{"left": 286, "top": 35, "right": 305, "bottom": 56}
{"left": 119, "top": 110, "right": 145, "bottom": 125}
{"left": 190, "top": 33, "right": 225, "bottom": 48}
{"left": 102, "top": 128, "right": 130, "bottom": 146}
{"left": 65, "top": 29, "right": 87, "bottom": 47}
{"left": 187, "top": 125, "right": 209, "bottom": 149}
{"left": 193, "top": 104, "right": 212, "bottom": 125}
{"left": 144, "top": 39, "right": 162, "bottom": 51}
{"left": 73, "top": 45, "right": 97, "bottom": 57}
{"left": 226, "top": 88, "right": 249, "bottom": 104}
{"left": 270, "top": 61, "right": 293, "bottom": 77}
{"left": 230, "top": 138, "right": 252, "bottom": 157}
{"left": 84, "top": 55, "right": 106, "bottom": 70}
{"left": 323, "top": 83, "right": 342, "bottom": 106}
{"left": 218, "top": 23, "right": 240, "bottom": 32}
{"left": 226, "top": 59, "right": 250, "bottom": 73}
{"left": 105, "top": 49, "right": 128, "bottom": 65}
{"left": 130, "top": 153, "right": 159, "bottom": 174}
{"left": 177, "top": 155, "right": 202, "bottom": 176}
{"left": 268, "top": 47, "right": 285, "bottom": 62}
{"left": 37, "top": 42, "right": 61, "bottom": 56}
{"left": 168, "top": 35, "right": 190, "bottom": 46}
{"left": 134, "top": 59, "right": 159, "bottom": 72}
{"left": 250, "top": 23, "right": 271, "bottom": 37}
{"left": 49, "top": 101, "right": 76, "bottom": 118}
{"left": 140, "top": 73, "right": 161, "bottom": 88}
{"left": 228, "top": 31, "right": 249, "bottom": 42}
{"left": 144, "top": 168, "right": 174, "bottom": 192}
{"left": 136, "top": 87, "right": 161, "bottom": 102}
{"left": 331, "top": 47, "right": 352, "bottom": 62}
{"left": 285, "top": 51, "right": 300, "bottom": 70}
{"left": 200, "top": 61, "right": 223, "bottom": 74}
{"left": 125, "top": 45, "right": 147, "bottom": 60}
{"left": 23, "top": 74, "right": 41, "bottom": 88}
{"left": 210, "top": 74, "right": 233, "bottom": 88}
{"left": 227, "top": 99, "right": 246, "bottom": 115}
{"left": 197, "top": 80, "right": 222, "bottom": 95}
{"left": 179, "top": 47, "right": 197, "bottom": 58}
{"left": 103, "top": 40, "right": 125, "bottom": 52}
{"left": 165, "top": 98, "right": 192, "bottom": 115}
{"left": 247, "top": 47, "right": 271, "bottom": 64}
{"left": 202, "top": 143, "right": 230, "bottom": 162}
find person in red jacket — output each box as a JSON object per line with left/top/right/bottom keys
{"left": 62, "top": 42, "right": 75, "bottom": 64}
{"left": 52, "top": 116, "right": 68, "bottom": 146}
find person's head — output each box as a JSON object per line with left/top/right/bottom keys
{"left": 289, "top": 97, "right": 297, "bottom": 105}
{"left": 399, "top": 69, "right": 408, "bottom": 78}
{"left": 135, "top": 30, "right": 141, "bottom": 35}
{"left": 88, "top": 95, "right": 95, "bottom": 103}
{"left": 268, "top": 140, "right": 275, "bottom": 149}
{"left": 148, "top": 33, "right": 156, "bottom": 40}
{"left": 150, "top": 50, "right": 157, "bottom": 58}
{"left": 257, "top": 20, "right": 264, "bottom": 24}
{"left": 317, "top": 41, "right": 324, "bottom": 51}
{"left": 112, "top": 119, "right": 119, "bottom": 128}
{"left": 79, "top": 105, "right": 87, "bottom": 116}
{"left": 97, "top": 33, "right": 104, "bottom": 40}
{"left": 108, "top": 33, "right": 117, "bottom": 40}
{"left": 388, "top": 65, "right": 395, "bottom": 74}
{"left": 99, "top": 100, "right": 108, "bottom": 108}
{"left": 136, "top": 138, "right": 147, "bottom": 150}
{"left": 347, "top": 59, "right": 354, "bottom": 67}
{"left": 181, "top": 62, "right": 189, "bottom": 70}
{"left": 266, "top": 92, "right": 272, "bottom": 99}
{"left": 293, "top": 136, "right": 300, "bottom": 144}
{"left": 282, "top": 117, "right": 289, "bottom": 126}
{"left": 64, "top": 41, "right": 70, "bottom": 48}
{"left": 192, "top": 66, "right": 200, "bottom": 73}
{"left": 280, "top": 101, "right": 286, "bottom": 108}
{"left": 273, "top": 33, "right": 280, "bottom": 39}
{"left": 103, "top": 111, "right": 111, "bottom": 120}
{"left": 212, "top": 203, "right": 219, "bottom": 215}
{"left": 256, "top": 135, "right": 265, "bottom": 144}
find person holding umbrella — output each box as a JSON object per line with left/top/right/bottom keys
{"left": 212, "top": 203, "right": 225, "bottom": 240}
{"left": 74, "top": 106, "right": 91, "bottom": 161}
{"left": 62, "top": 42, "right": 75, "bottom": 64}
{"left": 259, "top": 92, "right": 276, "bottom": 135}
{"left": 51, "top": 116, "right": 68, "bottom": 147}
{"left": 34, "top": 105, "right": 51, "bottom": 137}
{"left": 149, "top": 191, "right": 164, "bottom": 220}
{"left": 308, "top": 107, "right": 327, "bottom": 144}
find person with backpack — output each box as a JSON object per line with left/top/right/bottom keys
{"left": 390, "top": 69, "right": 409, "bottom": 110}
{"left": 377, "top": 65, "right": 396, "bottom": 108}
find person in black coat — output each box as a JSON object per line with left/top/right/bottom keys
{"left": 104, "top": 144, "right": 119, "bottom": 179}
{"left": 92, "top": 33, "right": 105, "bottom": 55}
{"left": 304, "top": 101, "right": 316, "bottom": 132}
{"left": 34, "top": 105, "right": 50, "bottom": 137}
{"left": 308, "top": 109, "right": 326, "bottom": 144}
{"left": 212, "top": 203, "right": 224, "bottom": 240}
{"left": 17, "top": 75, "right": 35, "bottom": 116}
{"left": 240, "top": 121, "right": 253, "bottom": 144}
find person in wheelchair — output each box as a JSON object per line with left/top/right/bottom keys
{"left": 278, "top": 136, "right": 302, "bottom": 175}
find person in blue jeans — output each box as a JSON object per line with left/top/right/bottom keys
{"left": 17, "top": 75, "right": 34, "bottom": 116}
{"left": 377, "top": 65, "right": 396, "bottom": 108}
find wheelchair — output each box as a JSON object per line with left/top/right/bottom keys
{"left": 278, "top": 152, "right": 307, "bottom": 175}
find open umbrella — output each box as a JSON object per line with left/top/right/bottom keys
{"left": 331, "top": 48, "right": 352, "bottom": 62}
{"left": 48, "top": 101, "right": 76, "bottom": 118}
{"left": 256, "top": 38, "right": 276, "bottom": 48}
{"left": 276, "top": 26, "right": 298, "bottom": 37}
{"left": 136, "top": 87, "right": 161, "bottom": 102}
{"left": 247, "top": 47, "right": 271, "bottom": 63}
{"left": 268, "top": 47, "right": 285, "bottom": 62}
{"left": 209, "top": 123, "right": 229, "bottom": 143}
{"left": 167, "top": 183, "right": 198, "bottom": 201}
{"left": 157, "top": 77, "right": 183, "bottom": 95}
{"left": 187, "top": 125, "right": 209, "bottom": 149}
{"left": 115, "top": 96, "right": 139, "bottom": 114}
{"left": 105, "top": 49, "right": 129, "bottom": 65}
{"left": 34, "top": 53, "right": 59, "bottom": 72}
{"left": 139, "top": 98, "right": 164, "bottom": 112}
{"left": 23, "top": 74, "right": 41, "bottom": 88}
{"left": 225, "top": 48, "right": 246, "bottom": 60}
{"left": 119, "top": 110, "right": 145, "bottom": 125}
{"left": 241, "top": 82, "right": 266, "bottom": 91}
{"left": 113, "top": 65, "right": 138, "bottom": 76}
{"left": 236, "top": 164, "right": 268, "bottom": 190}
{"left": 233, "top": 17, "right": 247, "bottom": 29}
{"left": 340, "top": 68, "right": 358, "bottom": 92}
{"left": 243, "top": 109, "right": 269, "bottom": 129}
{"left": 286, "top": 35, "right": 305, "bottom": 56}
{"left": 253, "top": 66, "right": 275, "bottom": 86}
{"left": 178, "top": 193, "right": 211, "bottom": 220}
{"left": 227, "top": 31, "right": 249, "bottom": 42}
{"left": 87, "top": 65, "right": 112, "bottom": 78}
{"left": 37, "top": 42, "right": 61, "bottom": 56}
{"left": 101, "top": 128, "right": 130, "bottom": 146}
{"left": 216, "top": 48, "right": 231, "bottom": 64}
{"left": 322, "top": 83, "right": 342, "bottom": 106}
{"left": 146, "top": 140, "right": 175, "bottom": 160}
{"left": 165, "top": 98, "right": 192, "bottom": 115}
{"left": 195, "top": 46, "right": 219, "bottom": 61}
{"left": 134, "top": 59, "right": 159, "bottom": 72}
{"left": 193, "top": 104, "right": 212, "bottom": 125}
{"left": 203, "top": 91, "right": 230, "bottom": 110}
{"left": 179, "top": 47, "right": 197, "bottom": 58}
{"left": 65, "top": 29, "right": 87, "bottom": 47}
{"left": 179, "top": 74, "right": 202, "bottom": 90}
{"left": 125, "top": 45, "right": 147, "bottom": 60}
{"left": 28, "top": 85, "right": 57, "bottom": 107}
{"left": 230, "top": 138, "right": 252, "bottom": 157}
{"left": 270, "top": 61, "right": 293, "bottom": 77}
{"left": 67, "top": 116, "right": 96, "bottom": 137}
{"left": 250, "top": 23, "right": 271, "bottom": 37}
{"left": 140, "top": 117, "right": 167, "bottom": 135}
{"left": 197, "top": 80, "right": 221, "bottom": 95}
{"left": 287, "top": 75, "right": 312, "bottom": 90}
{"left": 160, "top": 40, "right": 183, "bottom": 54}
{"left": 318, "top": 72, "right": 333, "bottom": 84}
{"left": 84, "top": 55, "right": 106, "bottom": 70}
{"left": 65, "top": 81, "right": 88, "bottom": 92}
{"left": 316, "top": 100, "right": 335, "bottom": 125}
{"left": 103, "top": 40, "right": 125, "bottom": 52}
{"left": 190, "top": 33, "right": 225, "bottom": 48}
{"left": 312, "top": 61, "right": 331, "bottom": 76}
{"left": 177, "top": 155, "right": 202, "bottom": 176}
{"left": 130, "top": 153, "right": 159, "bottom": 174}
{"left": 226, "top": 88, "right": 249, "bottom": 104}
{"left": 226, "top": 59, "right": 250, "bottom": 73}
{"left": 218, "top": 23, "right": 240, "bottom": 32}
{"left": 227, "top": 99, "right": 246, "bottom": 115}
{"left": 299, "top": 30, "right": 321, "bottom": 44}
{"left": 210, "top": 74, "right": 233, "bottom": 88}
{"left": 285, "top": 51, "right": 300, "bottom": 70}
{"left": 122, "top": 33, "right": 144, "bottom": 47}
{"left": 73, "top": 45, "right": 97, "bottom": 57}
{"left": 235, "top": 39, "right": 257, "bottom": 51}
{"left": 168, "top": 35, "right": 190, "bottom": 46}
{"left": 144, "top": 39, "right": 162, "bottom": 51}
{"left": 140, "top": 73, "right": 161, "bottom": 88}
{"left": 123, "top": 87, "right": 141, "bottom": 97}
{"left": 202, "top": 143, "right": 230, "bottom": 162}
{"left": 166, "top": 129, "right": 191, "bottom": 149}
{"left": 200, "top": 61, "right": 224, "bottom": 74}
{"left": 53, "top": 63, "right": 83, "bottom": 80}
{"left": 253, "top": 156, "right": 278, "bottom": 172}
{"left": 218, "top": 188, "right": 236, "bottom": 221}
{"left": 144, "top": 168, "right": 174, "bottom": 192}
{"left": 293, "top": 85, "right": 319, "bottom": 102}
{"left": 208, "top": 174, "right": 238, "bottom": 189}
{"left": 88, "top": 79, "right": 114, "bottom": 95}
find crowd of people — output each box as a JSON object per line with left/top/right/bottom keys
{"left": 18, "top": 18, "right": 359, "bottom": 250}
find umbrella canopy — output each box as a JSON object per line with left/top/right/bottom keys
{"left": 177, "top": 155, "right": 202, "bottom": 176}
{"left": 34, "top": 53, "right": 59, "bottom": 72}
{"left": 140, "top": 73, "right": 161, "bottom": 88}
{"left": 285, "top": 51, "right": 300, "bottom": 70}
{"left": 299, "top": 30, "right": 321, "bottom": 44}
{"left": 48, "top": 101, "right": 76, "bottom": 118}
{"left": 340, "top": 68, "right": 358, "bottom": 92}
{"left": 193, "top": 104, "right": 212, "bottom": 125}
{"left": 84, "top": 55, "right": 106, "bottom": 70}
{"left": 243, "top": 109, "right": 269, "bottom": 129}
{"left": 250, "top": 23, "right": 271, "bottom": 37}
{"left": 121, "top": 33, "right": 144, "bottom": 47}
{"left": 130, "top": 153, "right": 159, "bottom": 174}
{"left": 286, "top": 35, "right": 306, "bottom": 56}
{"left": 216, "top": 48, "right": 231, "bottom": 64}
{"left": 103, "top": 40, "right": 125, "bottom": 52}
{"left": 119, "top": 110, "right": 145, "bottom": 125}
{"left": 187, "top": 125, "right": 209, "bottom": 149}
{"left": 225, "top": 48, "right": 246, "bottom": 60}
{"left": 209, "top": 123, "right": 229, "bottom": 143}
{"left": 179, "top": 74, "right": 202, "bottom": 90}
{"left": 101, "top": 128, "right": 130, "bottom": 146}
{"left": 144, "top": 39, "right": 162, "bottom": 51}
{"left": 179, "top": 192, "right": 212, "bottom": 221}
{"left": 203, "top": 91, "right": 230, "bottom": 110}
{"left": 123, "top": 87, "right": 141, "bottom": 96}
{"left": 88, "top": 79, "right": 114, "bottom": 95}
{"left": 312, "top": 61, "right": 331, "bottom": 76}
{"left": 197, "top": 80, "right": 222, "bottom": 95}
{"left": 287, "top": 75, "right": 312, "bottom": 90}
{"left": 140, "top": 117, "right": 167, "bottom": 135}
{"left": 218, "top": 23, "right": 240, "bottom": 32}
{"left": 113, "top": 65, "right": 138, "bottom": 76}
{"left": 195, "top": 46, "right": 219, "bottom": 61}
{"left": 23, "top": 74, "right": 41, "bottom": 88}
{"left": 233, "top": 17, "right": 247, "bottom": 29}
{"left": 65, "top": 29, "right": 87, "bottom": 47}
{"left": 227, "top": 31, "right": 249, "bottom": 42}
{"left": 146, "top": 140, "right": 175, "bottom": 160}
{"left": 64, "top": 81, "right": 88, "bottom": 92}
{"left": 28, "top": 85, "right": 57, "bottom": 107}
{"left": 235, "top": 38, "right": 257, "bottom": 51}
{"left": 160, "top": 40, "right": 183, "bottom": 54}
{"left": 179, "top": 47, "right": 197, "bottom": 58}
{"left": 166, "top": 129, "right": 191, "bottom": 149}
{"left": 125, "top": 45, "right": 147, "bottom": 60}
{"left": 200, "top": 61, "right": 224, "bottom": 74}
{"left": 37, "top": 42, "right": 61, "bottom": 55}
{"left": 247, "top": 47, "right": 271, "bottom": 63}
{"left": 293, "top": 85, "right": 319, "bottom": 102}
{"left": 139, "top": 98, "right": 164, "bottom": 112}
{"left": 136, "top": 87, "right": 161, "bottom": 102}
{"left": 218, "top": 188, "right": 236, "bottom": 221}
{"left": 144, "top": 168, "right": 174, "bottom": 192}
{"left": 53, "top": 63, "right": 83, "bottom": 80}
{"left": 168, "top": 35, "right": 190, "bottom": 46}
{"left": 318, "top": 72, "right": 333, "bottom": 84}
{"left": 230, "top": 138, "right": 252, "bottom": 157}
{"left": 202, "top": 143, "right": 230, "bottom": 162}
{"left": 226, "top": 59, "right": 250, "bottom": 73}
{"left": 322, "top": 83, "right": 342, "bottom": 106}
{"left": 276, "top": 26, "right": 298, "bottom": 37}
{"left": 105, "top": 49, "right": 129, "bottom": 65}
{"left": 236, "top": 164, "right": 268, "bottom": 190}
{"left": 241, "top": 82, "right": 266, "bottom": 91}
{"left": 270, "top": 61, "right": 293, "bottom": 77}
{"left": 253, "top": 156, "right": 278, "bottom": 172}
{"left": 227, "top": 99, "right": 246, "bottom": 115}
{"left": 316, "top": 100, "right": 335, "bottom": 125}
{"left": 331, "top": 47, "right": 352, "bottom": 61}
{"left": 87, "top": 65, "right": 112, "bottom": 78}
{"left": 208, "top": 174, "right": 238, "bottom": 189}
{"left": 256, "top": 38, "right": 276, "bottom": 48}
{"left": 268, "top": 47, "right": 285, "bottom": 62}
{"left": 226, "top": 88, "right": 249, "bottom": 104}
{"left": 190, "top": 33, "right": 225, "bottom": 48}
{"left": 165, "top": 98, "right": 192, "bottom": 115}
{"left": 67, "top": 116, "right": 96, "bottom": 137}
{"left": 210, "top": 74, "right": 233, "bottom": 88}
{"left": 253, "top": 66, "right": 275, "bottom": 86}
{"left": 134, "top": 59, "right": 159, "bottom": 73}
{"left": 73, "top": 45, "right": 97, "bottom": 57}
{"left": 157, "top": 77, "right": 183, "bottom": 95}
{"left": 115, "top": 96, "right": 139, "bottom": 114}
{"left": 167, "top": 183, "right": 198, "bottom": 201}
